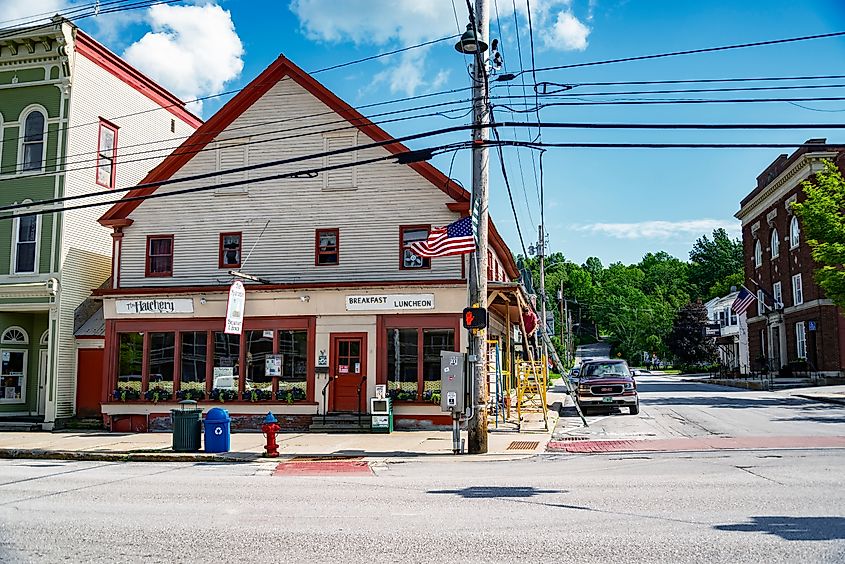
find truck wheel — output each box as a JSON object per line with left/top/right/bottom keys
{"left": 629, "top": 402, "right": 640, "bottom": 415}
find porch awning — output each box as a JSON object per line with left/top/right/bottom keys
{"left": 0, "top": 279, "right": 57, "bottom": 300}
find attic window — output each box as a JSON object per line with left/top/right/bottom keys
{"left": 170, "top": 119, "right": 176, "bottom": 133}
{"left": 322, "top": 133, "right": 357, "bottom": 191}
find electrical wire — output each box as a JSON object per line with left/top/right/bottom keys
{"left": 510, "top": 30, "right": 845, "bottom": 76}
{"left": 531, "top": 74, "right": 845, "bottom": 89}
{"left": 0, "top": 142, "right": 471, "bottom": 221}
{"left": 490, "top": 118, "right": 529, "bottom": 257}
{"left": 493, "top": 95, "right": 845, "bottom": 111}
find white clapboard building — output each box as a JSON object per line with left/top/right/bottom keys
{"left": 93, "top": 54, "right": 525, "bottom": 431}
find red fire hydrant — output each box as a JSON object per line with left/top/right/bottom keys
{"left": 262, "top": 411, "right": 281, "bottom": 457}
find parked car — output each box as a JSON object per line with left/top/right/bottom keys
{"left": 575, "top": 359, "right": 639, "bottom": 415}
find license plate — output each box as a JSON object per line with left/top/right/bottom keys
{"left": 602, "top": 397, "right": 614, "bottom": 403}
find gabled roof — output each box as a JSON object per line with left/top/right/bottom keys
{"left": 97, "top": 54, "right": 519, "bottom": 279}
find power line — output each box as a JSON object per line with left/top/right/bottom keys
{"left": 509, "top": 30, "right": 845, "bottom": 77}
{"left": 531, "top": 74, "right": 845, "bottom": 89}
{"left": 0, "top": 24, "right": 460, "bottom": 146}
{"left": 490, "top": 117, "right": 529, "bottom": 257}
{"left": 1, "top": 142, "right": 470, "bottom": 221}
{"left": 6, "top": 120, "right": 843, "bottom": 218}
{"left": 0, "top": 95, "right": 476, "bottom": 180}
{"left": 493, "top": 95, "right": 845, "bottom": 111}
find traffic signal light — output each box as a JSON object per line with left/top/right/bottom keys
{"left": 462, "top": 307, "right": 488, "bottom": 329}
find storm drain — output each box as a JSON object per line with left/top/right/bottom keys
{"left": 506, "top": 441, "right": 540, "bottom": 451}
{"left": 555, "top": 436, "right": 590, "bottom": 441}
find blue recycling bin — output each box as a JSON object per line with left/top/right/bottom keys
{"left": 204, "top": 407, "right": 231, "bottom": 453}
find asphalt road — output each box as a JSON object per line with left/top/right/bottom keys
{"left": 0, "top": 450, "right": 842, "bottom": 563}
{"left": 553, "top": 374, "right": 845, "bottom": 441}
{"left": 1, "top": 377, "right": 843, "bottom": 563}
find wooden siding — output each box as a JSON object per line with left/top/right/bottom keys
{"left": 49, "top": 53, "right": 197, "bottom": 417}
{"left": 118, "top": 78, "right": 464, "bottom": 287}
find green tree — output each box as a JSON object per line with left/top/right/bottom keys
{"left": 688, "top": 228, "right": 743, "bottom": 300}
{"left": 792, "top": 160, "right": 845, "bottom": 308}
{"left": 666, "top": 302, "right": 716, "bottom": 365}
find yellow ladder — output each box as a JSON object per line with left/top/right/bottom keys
{"left": 515, "top": 357, "right": 548, "bottom": 431}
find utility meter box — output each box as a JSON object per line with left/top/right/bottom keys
{"left": 440, "top": 351, "right": 467, "bottom": 414}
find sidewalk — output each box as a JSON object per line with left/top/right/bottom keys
{"left": 777, "top": 385, "right": 845, "bottom": 406}
{"left": 0, "top": 390, "right": 565, "bottom": 463}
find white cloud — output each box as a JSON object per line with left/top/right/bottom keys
{"left": 122, "top": 3, "right": 244, "bottom": 115}
{"left": 1, "top": 0, "right": 68, "bottom": 26}
{"left": 289, "top": 0, "right": 593, "bottom": 95}
{"left": 574, "top": 219, "right": 741, "bottom": 240}
{"left": 546, "top": 11, "right": 590, "bottom": 51}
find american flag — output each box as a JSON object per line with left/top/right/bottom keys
{"left": 731, "top": 287, "right": 756, "bottom": 315}
{"left": 410, "top": 217, "right": 475, "bottom": 258}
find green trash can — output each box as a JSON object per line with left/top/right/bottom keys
{"left": 171, "top": 400, "right": 202, "bottom": 452}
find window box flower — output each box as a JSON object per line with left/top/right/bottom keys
{"left": 113, "top": 387, "right": 141, "bottom": 402}
{"left": 144, "top": 387, "right": 172, "bottom": 403}
{"left": 210, "top": 388, "right": 238, "bottom": 403}
{"left": 245, "top": 389, "right": 273, "bottom": 402}
{"left": 275, "top": 387, "right": 306, "bottom": 403}
{"left": 176, "top": 389, "right": 206, "bottom": 401}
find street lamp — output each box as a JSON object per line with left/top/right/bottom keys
{"left": 454, "top": 23, "right": 488, "bottom": 54}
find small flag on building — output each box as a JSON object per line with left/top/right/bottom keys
{"left": 410, "top": 216, "right": 475, "bottom": 258}
{"left": 730, "top": 287, "right": 756, "bottom": 315}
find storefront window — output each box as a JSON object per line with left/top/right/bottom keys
{"left": 245, "top": 330, "right": 274, "bottom": 399}
{"left": 147, "top": 332, "right": 175, "bottom": 392}
{"left": 180, "top": 331, "right": 207, "bottom": 395}
{"left": 213, "top": 332, "right": 240, "bottom": 393}
{"left": 117, "top": 332, "right": 143, "bottom": 392}
{"left": 278, "top": 330, "right": 307, "bottom": 400}
{"left": 387, "top": 328, "right": 419, "bottom": 401}
{"left": 423, "top": 329, "right": 454, "bottom": 401}
{"left": 1, "top": 350, "right": 27, "bottom": 402}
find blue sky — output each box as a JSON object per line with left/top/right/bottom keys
{"left": 9, "top": 0, "right": 845, "bottom": 265}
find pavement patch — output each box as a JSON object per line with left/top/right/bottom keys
{"left": 273, "top": 460, "right": 372, "bottom": 476}
{"left": 546, "top": 436, "right": 845, "bottom": 453}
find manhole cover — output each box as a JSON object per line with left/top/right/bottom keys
{"left": 507, "top": 441, "right": 540, "bottom": 450}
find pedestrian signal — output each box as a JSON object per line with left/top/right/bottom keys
{"left": 462, "top": 307, "right": 488, "bottom": 329}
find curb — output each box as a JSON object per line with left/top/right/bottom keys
{"left": 0, "top": 448, "right": 258, "bottom": 463}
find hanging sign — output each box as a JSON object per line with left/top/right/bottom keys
{"left": 345, "top": 293, "right": 435, "bottom": 311}
{"left": 116, "top": 298, "right": 194, "bottom": 314}
{"left": 225, "top": 281, "right": 246, "bottom": 335}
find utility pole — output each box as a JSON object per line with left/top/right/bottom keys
{"left": 459, "top": 0, "right": 490, "bottom": 455}
{"left": 538, "top": 224, "right": 548, "bottom": 369}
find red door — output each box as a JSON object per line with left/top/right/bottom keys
{"left": 330, "top": 334, "right": 366, "bottom": 412}
{"left": 76, "top": 348, "right": 104, "bottom": 417}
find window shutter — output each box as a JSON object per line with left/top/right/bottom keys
{"left": 216, "top": 140, "right": 248, "bottom": 194}
{"left": 323, "top": 134, "right": 357, "bottom": 190}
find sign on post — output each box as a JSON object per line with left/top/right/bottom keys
{"left": 225, "top": 281, "right": 246, "bottom": 335}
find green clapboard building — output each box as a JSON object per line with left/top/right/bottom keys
{"left": 0, "top": 17, "right": 200, "bottom": 428}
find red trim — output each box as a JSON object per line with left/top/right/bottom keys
{"left": 108, "top": 316, "right": 316, "bottom": 403}
{"left": 98, "top": 58, "right": 288, "bottom": 225}
{"left": 376, "top": 313, "right": 461, "bottom": 398}
{"left": 95, "top": 53, "right": 516, "bottom": 279}
{"left": 399, "top": 225, "right": 431, "bottom": 270}
{"left": 329, "top": 332, "right": 367, "bottom": 412}
{"left": 219, "top": 232, "right": 242, "bottom": 269}
{"left": 93, "top": 278, "right": 468, "bottom": 296}
{"left": 314, "top": 228, "right": 339, "bottom": 266}
{"left": 96, "top": 119, "right": 119, "bottom": 189}
{"left": 75, "top": 30, "right": 202, "bottom": 128}
{"left": 145, "top": 234, "right": 174, "bottom": 277}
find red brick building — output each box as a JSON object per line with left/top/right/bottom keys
{"left": 735, "top": 139, "right": 845, "bottom": 376}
